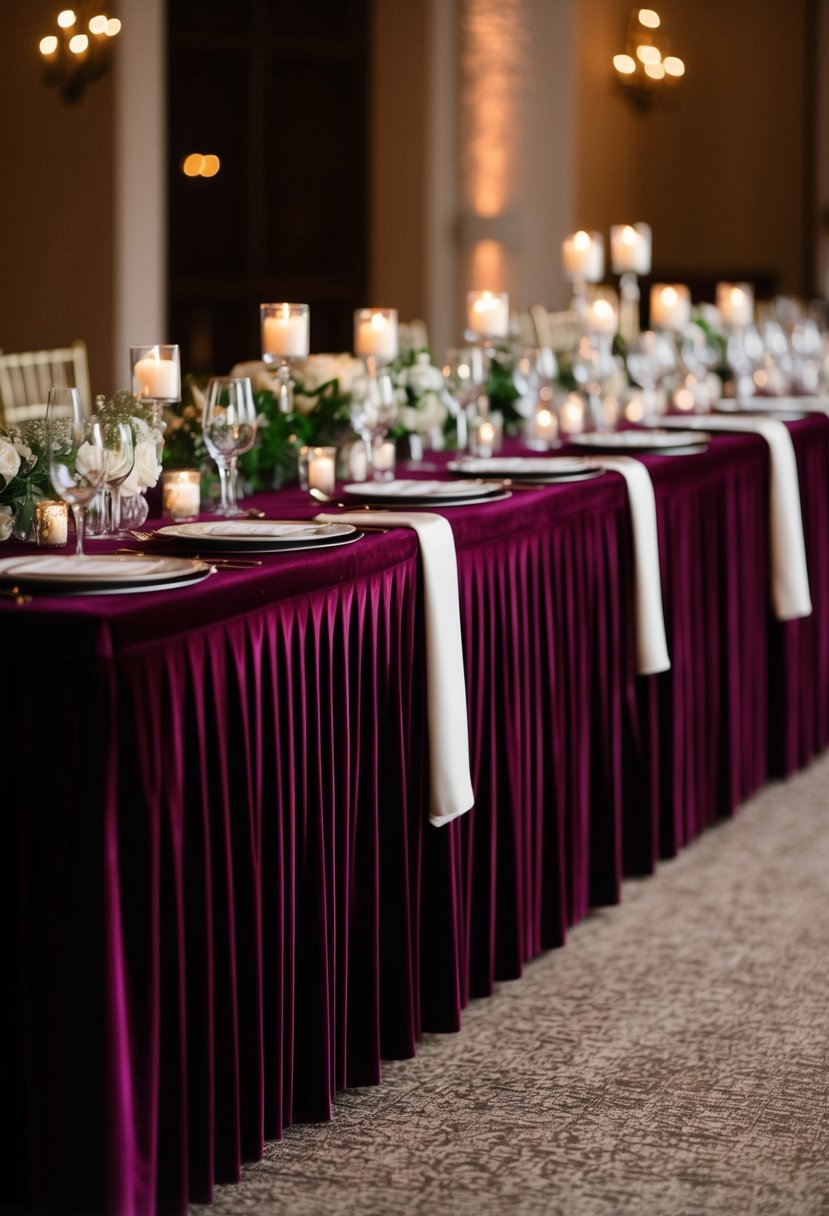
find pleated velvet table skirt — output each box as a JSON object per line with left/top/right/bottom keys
{"left": 3, "top": 416, "right": 828, "bottom": 1215}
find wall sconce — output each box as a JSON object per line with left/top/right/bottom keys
{"left": 39, "top": 7, "right": 122, "bottom": 104}
{"left": 612, "top": 8, "right": 685, "bottom": 110}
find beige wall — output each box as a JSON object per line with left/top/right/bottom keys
{"left": 575, "top": 0, "right": 810, "bottom": 295}
{"left": 0, "top": 1, "right": 115, "bottom": 392}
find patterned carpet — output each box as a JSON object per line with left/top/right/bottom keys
{"left": 197, "top": 755, "right": 829, "bottom": 1216}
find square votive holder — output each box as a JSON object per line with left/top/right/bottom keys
{"left": 35, "top": 500, "right": 68, "bottom": 546}
{"left": 469, "top": 413, "right": 503, "bottom": 458}
{"left": 162, "top": 469, "right": 201, "bottom": 520}
{"left": 299, "top": 446, "right": 337, "bottom": 496}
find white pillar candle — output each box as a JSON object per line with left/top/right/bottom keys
{"left": 466, "top": 291, "right": 509, "bottom": 338}
{"left": 560, "top": 393, "right": 586, "bottom": 434}
{"left": 132, "top": 348, "right": 180, "bottom": 400}
{"left": 35, "top": 500, "right": 68, "bottom": 546}
{"left": 716, "top": 282, "right": 754, "bottom": 328}
{"left": 650, "top": 284, "right": 691, "bottom": 332}
{"left": 534, "top": 405, "right": 559, "bottom": 445}
{"left": 562, "top": 230, "right": 604, "bottom": 282}
{"left": 307, "top": 447, "right": 337, "bottom": 495}
{"left": 355, "top": 310, "right": 399, "bottom": 360}
{"left": 262, "top": 311, "right": 309, "bottom": 358}
{"left": 348, "top": 441, "right": 370, "bottom": 482}
{"left": 610, "top": 223, "right": 652, "bottom": 275}
{"left": 586, "top": 297, "right": 618, "bottom": 336}
{"left": 373, "top": 440, "right": 396, "bottom": 477}
{"left": 162, "top": 469, "right": 201, "bottom": 519}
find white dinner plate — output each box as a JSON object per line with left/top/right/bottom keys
{"left": 447, "top": 456, "right": 590, "bottom": 480}
{"left": 0, "top": 553, "right": 213, "bottom": 594}
{"left": 343, "top": 478, "right": 507, "bottom": 506}
{"left": 569, "top": 430, "right": 710, "bottom": 455}
{"left": 715, "top": 399, "right": 811, "bottom": 420}
{"left": 157, "top": 519, "right": 358, "bottom": 551}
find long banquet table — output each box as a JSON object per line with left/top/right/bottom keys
{"left": 3, "top": 415, "right": 828, "bottom": 1215}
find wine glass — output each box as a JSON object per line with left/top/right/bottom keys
{"left": 100, "top": 420, "right": 135, "bottom": 536}
{"left": 47, "top": 387, "right": 107, "bottom": 556}
{"left": 679, "top": 326, "right": 721, "bottom": 411}
{"left": 442, "top": 346, "right": 487, "bottom": 450}
{"left": 625, "top": 331, "right": 677, "bottom": 426}
{"left": 202, "top": 376, "right": 258, "bottom": 516}
{"left": 348, "top": 370, "right": 398, "bottom": 480}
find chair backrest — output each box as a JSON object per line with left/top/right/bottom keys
{"left": 0, "top": 341, "right": 91, "bottom": 427}
{"left": 546, "top": 308, "right": 582, "bottom": 353}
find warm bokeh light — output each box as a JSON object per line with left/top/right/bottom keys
{"left": 88, "top": 14, "right": 108, "bottom": 34}
{"left": 637, "top": 44, "right": 661, "bottom": 65}
{"left": 105, "top": 18, "right": 121, "bottom": 36}
{"left": 471, "top": 239, "right": 507, "bottom": 292}
{"left": 201, "top": 154, "right": 220, "bottom": 177}
{"left": 644, "top": 61, "right": 666, "bottom": 79}
{"left": 57, "top": 10, "right": 76, "bottom": 27}
{"left": 663, "top": 56, "right": 685, "bottom": 77}
{"left": 69, "top": 33, "right": 89, "bottom": 53}
{"left": 39, "top": 35, "right": 59, "bottom": 55}
{"left": 613, "top": 54, "right": 636, "bottom": 75}
{"left": 183, "top": 153, "right": 205, "bottom": 177}
{"left": 662, "top": 287, "right": 678, "bottom": 306}
{"left": 574, "top": 230, "right": 591, "bottom": 250}
{"left": 622, "top": 225, "right": 637, "bottom": 245}
{"left": 638, "top": 8, "right": 661, "bottom": 28}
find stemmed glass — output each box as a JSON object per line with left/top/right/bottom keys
{"left": 625, "top": 331, "right": 677, "bottom": 426}
{"left": 725, "top": 326, "right": 764, "bottom": 403}
{"left": 679, "top": 326, "right": 720, "bottom": 411}
{"left": 260, "top": 303, "right": 310, "bottom": 413}
{"left": 202, "top": 376, "right": 258, "bottom": 516}
{"left": 46, "top": 387, "right": 107, "bottom": 556}
{"left": 442, "top": 346, "right": 487, "bottom": 450}
{"left": 100, "top": 420, "right": 135, "bottom": 536}
{"left": 348, "top": 372, "right": 398, "bottom": 480}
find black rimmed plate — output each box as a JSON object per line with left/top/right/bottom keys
{"left": 0, "top": 553, "right": 213, "bottom": 595}
{"left": 446, "top": 456, "right": 604, "bottom": 484}
{"left": 342, "top": 478, "right": 510, "bottom": 507}
{"left": 156, "top": 519, "right": 359, "bottom": 553}
{"left": 568, "top": 430, "right": 710, "bottom": 456}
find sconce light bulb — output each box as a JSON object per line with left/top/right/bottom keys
{"left": 68, "top": 33, "right": 89, "bottom": 54}
{"left": 613, "top": 53, "right": 636, "bottom": 75}
{"left": 39, "top": 35, "right": 59, "bottom": 55}
{"left": 57, "top": 9, "right": 77, "bottom": 27}
{"left": 663, "top": 56, "right": 685, "bottom": 77}
{"left": 637, "top": 44, "right": 662, "bottom": 65}
{"left": 88, "top": 15, "right": 108, "bottom": 34}
{"left": 105, "top": 18, "right": 121, "bottom": 36}
{"left": 638, "top": 8, "right": 660, "bottom": 28}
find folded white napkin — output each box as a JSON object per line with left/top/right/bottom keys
{"left": 661, "top": 416, "right": 812, "bottom": 620}
{"left": 583, "top": 456, "right": 671, "bottom": 676}
{"left": 315, "top": 511, "right": 474, "bottom": 826}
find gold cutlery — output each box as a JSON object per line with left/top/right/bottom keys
{"left": 117, "top": 548, "right": 262, "bottom": 569}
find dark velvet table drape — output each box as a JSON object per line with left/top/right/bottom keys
{"left": 3, "top": 416, "right": 827, "bottom": 1215}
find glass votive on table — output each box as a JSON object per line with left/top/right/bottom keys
{"left": 373, "top": 440, "right": 396, "bottom": 481}
{"left": 470, "top": 413, "right": 503, "bottom": 457}
{"left": 559, "top": 392, "right": 587, "bottom": 435}
{"left": 130, "top": 344, "right": 181, "bottom": 404}
{"left": 299, "top": 446, "right": 337, "bottom": 496}
{"left": 527, "top": 396, "right": 559, "bottom": 449}
{"left": 162, "top": 469, "right": 201, "bottom": 520}
{"left": 35, "top": 500, "right": 69, "bottom": 546}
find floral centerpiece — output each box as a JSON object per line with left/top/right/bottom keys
{"left": 0, "top": 421, "right": 50, "bottom": 541}
{"left": 93, "top": 390, "right": 164, "bottom": 499}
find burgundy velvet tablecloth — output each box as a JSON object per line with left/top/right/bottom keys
{"left": 3, "top": 416, "right": 828, "bottom": 1215}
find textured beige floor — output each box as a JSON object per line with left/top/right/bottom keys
{"left": 196, "top": 754, "right": 829, "bottom": 1216}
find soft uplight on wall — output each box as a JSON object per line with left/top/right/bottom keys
{"left": 612, "top": 8, "right": 685, "bottom": 110}
{"left": 39, "top": 7, "right": 121, "bottom": 104}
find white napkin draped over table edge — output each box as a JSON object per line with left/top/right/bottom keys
{"left": 581, "top": 456, "right": 671, "bottom": 676}
{"left": 660, "top": 415, "right": 812, "bottom": 621}
{"left": 315, "top": 510, "right": 474, "bottom": 827}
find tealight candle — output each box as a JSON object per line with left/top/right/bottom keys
{"left": 466, "top": 291, "right": 509, "bottom": 339}
{"left": 716, "top": 282, "right": 754, "bottom": 328}
{"left": 306, "top": 446, "right": 337, "bottom": 496}
{"left": 586, "top": 297, "right": 619, "bottom": 336}
{"left": 534, "top": 404, "right": 559, "bottom": 446}
{"left": 131, "top": 345, "right": 181, "bottom": 401}
{"left": 373, "top": 440, "right": 396, "bottom": 480}
{"left": 261, "top": 303, "right": 310, "bottom": 359}
{"left": 650, "top": 284, "right": 691, "bottom": 332}
{"left": 562, "top": 230, "right": 604, "bottom": 282}
{"left": 610, "top": 223, "right": 652, "bottom": 276}
{"left": 354, "top": 308, "right": 398, "bottom": 361}
{"left": 35, "top": 500, "right": 68, "bottom": 546}
{"left": 162, "top": 469, "right": 201, "bottom": 519}
{"left": 471, "top": 414, "right": 503, "bottom": 457}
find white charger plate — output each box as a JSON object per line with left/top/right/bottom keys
{"left": 157, "top": 519, "right": 358, "bottom": 552}
{"left": 343, "top": 478, "right": 508, "bottom": 506}
{"left": 0, "top": 553, "right": 213, "bottom": 594}
{"left": 569, "top": 430, "right": 709, "bottom": 455}
{"left": 447, "top": 456, "right": 589, "bottom": 480}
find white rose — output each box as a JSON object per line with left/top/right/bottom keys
{"left": 0, "top": 438, "right": 21, "bottom": 484}
{"left": 136, "top": 438, "right": 162, "bottom": 489}
{"left": 76, "top": 441, "right": 106, "bottom": 480}
{"left": 406, "top": 357, "right": 444, "bottom": 396}
{"left": 13, "top": 441, "right": 33, "bottom": 468}
{"left": 0, "top": 504, "right": 14, "bottom": 541}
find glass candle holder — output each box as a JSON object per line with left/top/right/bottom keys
{"left": 130, "top": 345, "right": 181, "bottom": 411}
{"left": 610, "top": 223, "right": 652, "bottom": 276}
{"left": 716, "top": 282, "right": 754, "bottom": 329}
{"left": 354, "top": 308, "right": 398, "bottom": 364}
{"left": 260, "top": 303, "right": 310, "bottom": 414}
{"left": 299, "top": 445, "right": 337, "bottom": 496}
{"left": 162, "top": 469, "right": 201, "bottom": 520}
{"left": 466, "top": 291, "right": 509, "bottom": 341}
{"left": 373, "top": 439, "right": 396, "bottom": 481}
{"left": 35, "top": 500, "right": 69, "bottom": 546}
{"left": 649, "top": 284, "right": 691, "bottom": 333}
{"left": 470, "top": 413, "right": 503, "bottom": 458}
